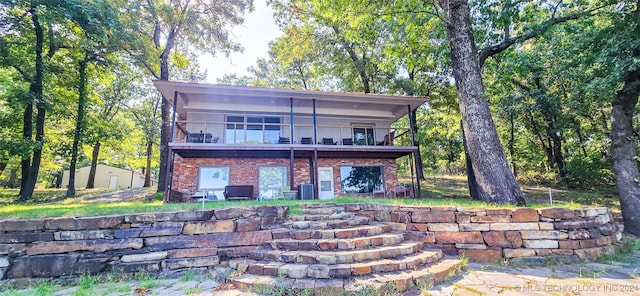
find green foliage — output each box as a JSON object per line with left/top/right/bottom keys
{"left": 564, "top": 154, "right": 614, "bottom": 188}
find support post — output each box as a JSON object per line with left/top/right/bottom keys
{"left": 313, "top": 98, "right": 317, "bottom": 144}
{"left": 408, "top": 105, "right": 421, "bottom": 197}
{"left": 290, "top": 97, "right": 294, "bottom": 142}
{"left": 163, "top": 91, "right": 179, "bottom": 203}
{"left": 313, "top": 148, "right": 318, "bottom": 198}
{"left": 290, "top": 148, "right": 295, "bottom": 189}
{"left": 162, "top": 148, "right": 174, "bottom": 203}
{"left": 170, "top": 92, "right": 178, "bottom": 142}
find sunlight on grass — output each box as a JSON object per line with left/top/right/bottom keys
{"left": 0, "top": 175, "right": 620, "bottom": 220}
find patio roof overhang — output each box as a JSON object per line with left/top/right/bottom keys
{"left": 169, "top": 143, "right": 416, "bottom": 159}
{"left": 153, "top": 81, "right": 428, "bottom": 121}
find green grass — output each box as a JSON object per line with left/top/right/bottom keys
{"left": 0, "top": 188, "right": 114, "bottom": 205}
{"left": 596, "top": 236, "right": 640, "bottom": 264}
{"left": 0, "top": 196, "right": 521, "bottom": 220}
{"left": 0, "top": 175, "right": 621, "bottom": 220}
{"left": 0, "top": 281, "right": 58, "bottom": 296}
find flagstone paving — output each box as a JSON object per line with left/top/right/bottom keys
{"left": 3, "top": 254, "right": 637, "bottom": 296}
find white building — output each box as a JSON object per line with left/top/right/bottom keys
{"left": 61, "top": 164, "right": 156, "bottom": 189}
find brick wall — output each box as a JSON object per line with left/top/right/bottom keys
{"left": 172, "top": 156, "right": 399, "bottom": 199}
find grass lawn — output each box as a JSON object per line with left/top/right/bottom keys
{"left": 0, "top": 175, "right": 621, "bottom": 220}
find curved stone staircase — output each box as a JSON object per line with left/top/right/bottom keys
{"left": 229, "top": 203, "right": 464, "bottom": 294}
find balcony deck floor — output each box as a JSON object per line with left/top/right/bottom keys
{"left": 169, "top": 143, "right": 416, "bottom": 159}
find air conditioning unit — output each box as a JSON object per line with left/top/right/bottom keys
{"left": 298, "top": 184, "right": 314, "bottom": 200}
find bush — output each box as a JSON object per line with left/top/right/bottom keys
{"left": 564, "top": 156, "right": 613, "bottom": 188}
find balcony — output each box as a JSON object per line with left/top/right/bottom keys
{"left": 169, "top": 119, "right": 416, "bottom": 159}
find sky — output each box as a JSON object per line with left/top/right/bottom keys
{"left": 199, "top": 1, "right": 282, "bottom": 83}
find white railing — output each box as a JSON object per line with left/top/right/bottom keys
{"left": 172, "top": 120, "right": 412, "bottom": 147}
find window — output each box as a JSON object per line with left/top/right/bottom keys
{"left": 353, "top": 125, "right": 374, "bottom": 146}
{"left": 259, "top": 167, "right": 287, "bottom": 200}
{"left": 225, "top": 116, "right": 245, "bottom": 144}
{"left": 198, "top": 167, "right": 229, "bottom": 200}
{"left": 340, "top": 166, "right": 383, "bottom": 194}
{"left": 225, "top": 116, "right": 281, "bottom": 144}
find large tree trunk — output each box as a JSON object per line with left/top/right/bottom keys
{"left": 157, "top": 53, "right": 171, "bottom": 193}
{"left": 66, "top": 59, "right": 88, "bottom": 197}
{"left": 610, "top": 69, "right": 640, "bottom": 236}
{"left": 19, "top": 103, "right": 32, "bottom": 197}
{"left": 440, "top": 0, "right": 525, "bottom": 205}
{"left": 19, "top": 6, "right": 45, "bottom": 201}
{"left": 461, "top": 121, "right": 481, "bottom": 200}
{"left": 86, "top": 141, "right": 100, "bottom": 189}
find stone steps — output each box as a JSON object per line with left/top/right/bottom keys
{"left": 228, "top": 204, "right": 464, "bottom": 294}
{"left": 249, "top": 242, "right": 427, "bottom": 265}
{"left": 281, "top": 216, "right": 372, "bottom": 230}
{"left": 297, "top": 212, "right": 354, "bottom": 221}
{"left": 241, "top": 248, "right": 442, "bottom": 279}
{"left": 263, "top": 232, "right": 405, "bottom": 251}
{"left": 231, "top": 257, "right": 464, "bottom": 294}
{"left": 271, "top": 224, "right": 392, "bottom": 240}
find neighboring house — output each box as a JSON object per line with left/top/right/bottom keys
{"left": 153, "top": 81, "right": 427, "bottom": 201}
{"left": 61, "top": 164, "right": 157, "bottom": 189}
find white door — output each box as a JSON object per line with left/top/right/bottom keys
{"left": 318, "top": 167, "right": 334, "bottom": 200}
{"left": 108, "top": 175, "right": 118, "bottom": 189}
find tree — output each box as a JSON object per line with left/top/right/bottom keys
{"left": 583, "top": 1, "right": 640, "bottom": 235}
{"left": 126, "top": 0, "right": 254, "bottom": 194}
{"left": 63, "top": 0, "right": 123, "bottom": 197}
{"left": 128, "top": 86, "right": 161, "bottom": 187}
{"left": 0, "top": 0, "right": 70, "bottom": 200}
{"left": 85, "top": 65, "right": 133, "bottom": 188}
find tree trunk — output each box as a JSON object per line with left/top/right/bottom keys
{"left": 19, "top": 103, "right": 32, "bottom": 197}
{"left": 548, "top": 125, "right": 566, "bottom": 179}
{"left": 410, "top": 109, "right": 425, "bottom": 180}
{"left": 440, "top": 0, "right": 525, "bottom": 205}
{"left": 19, "top": 6, "right": 45, "bottom": 201}
{"left": 86, "top": 141, "right": 100, "bottom": 189}
{"left": 8, "top": 167, "right": 19, "bottom": 188}
{"left": 157, "top": 54, "right": 171, "bottom": 193}
{"left": 144, "top": 139, "right": 152, "bottom": 187}
{"left": 66, "top": 59, "right": 88, "bottom": 197}
{"left": 509, "top": 114, "right": 517, "bottom": 177}
{"left": 0, "top": 161, "right": 6, "bottom": 176}
{"left": 610, "top": 69, "right": 640, "bottom": 236}
{"left": 461, "top": 121, "right": 481, "bottom": 200}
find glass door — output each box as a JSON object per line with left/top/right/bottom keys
{"left": 318, "top": 167, "right": 334, "bottom": 200}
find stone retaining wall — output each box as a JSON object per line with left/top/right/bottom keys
{"left": 0, "top": 204, "right": 623, "bottom": 280}
{"left": 0, "top": 206, "right": 288, "bottom": 279}
{"left": 342, "top": 204, "right": 622, "bottom": 262}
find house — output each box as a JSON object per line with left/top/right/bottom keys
{"left": 152, "top": 81, "right": 427, "bottom": 202}
{"left": 61, "top": 164, "right": 157, "bottom": 189}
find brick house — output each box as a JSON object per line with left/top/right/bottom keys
{"left": 153, "top": 81, "right": 427, "bottom": 201}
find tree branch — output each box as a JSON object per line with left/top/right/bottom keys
{"left": 478, "top": 4, "right": 610, "bottom": 66}
{"left": 11, "top": 65, "right": 31, "bottom": 81}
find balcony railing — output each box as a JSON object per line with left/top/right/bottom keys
{"left": 171, "top": 120, "right": 413, "bottom": 147}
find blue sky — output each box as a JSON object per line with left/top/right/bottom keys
{"left": 200, "top": 1, "right": 282, "bottom": 83}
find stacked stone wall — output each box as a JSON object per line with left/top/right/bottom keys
{"left": 343, "top": 204, "right": 622, "bottom": 262}
{"left": 0, "top": 204, "right": 622, "bottom": 280}
{"left": 0, "top": 206, "right": 287, "bottom": 279}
